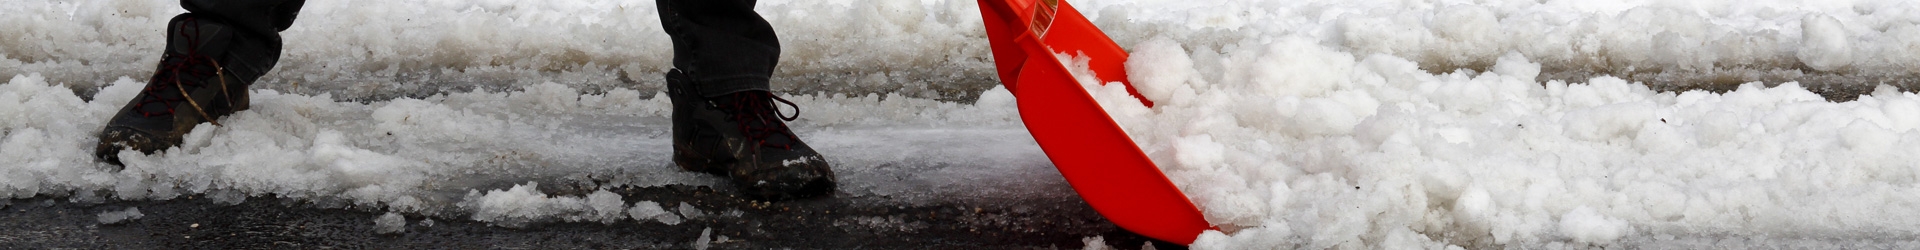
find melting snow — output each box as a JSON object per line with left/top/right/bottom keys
{"left": 5, "top": 0, "right": 1920, "bottom": 248}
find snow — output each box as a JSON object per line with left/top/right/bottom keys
{"left": 374, "top": 212, "right": 406, "bottom": 234}
{"left": 96, "top": 207, "right": 143, "bottom": 225}
{"left": 1081, "top": 236, "right": 1113, "bottom": 250}
{"left": 1081, "top": 1, "right": 1920, "bottom": 247}
{"left": 1558, "top": 206, "right": 1629, "bottom": 244}
{"left": 459, "top": 183, "right": 649, "bottom": 226}
{"left": 5, "top": 0, "right": 1920, "bottom": 248}
{"left": 0, "top": 68, "right": 1054, "bottom": 229}
{"left": 626, "top": 201, "right": 682, "bottom": 225}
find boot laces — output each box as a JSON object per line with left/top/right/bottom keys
{"left": 723, "top": 91, "right": 802, "bottom": 150}
{"left": 131, "top": 17, "right": 231, "bottom": 126}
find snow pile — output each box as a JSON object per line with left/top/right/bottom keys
{"left": 1080, "top": 0, "right": 1920, "bottom": 80}
{"left": 1091, "top": 30, "right": 1920, "bottom": 248}
{"left": 0, "top": 72, "right": 1055, "bottom": 227}
{"left": 0, "top": 0, "right": 996, "bottom": 101}
{"left": 14, "top": 0, "right": 1909, "bottom": 102}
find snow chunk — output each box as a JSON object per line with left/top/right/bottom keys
{"left": 463, "top": 183, "right": 560, "bottom": 226}
{"left": 584, "top": 190, "right": 628, "bottom": 224}
{"left": 692, "top": 227, "right": 713, "bottom": 250}
{"left": 1125, "top": 36, "right": 1201, "bottom": 105}
{"left": 374, "top": 212, "right": 406, "bottom": 234}
{"left": 462, "top": 182, "right": 596, "bottom": 226}
{"left": 1798, "top": 14, "right": 1853, "bottom": 71}
{"left": 628, "top": 201, "right": 683, "bottom": 225}
{"left": 676, "top": 202, "right": 707, "bottom": 220}
{"left": 96, "top": 207, "right": 143, "bottom": 225}
{"left": 1491, "top": 52, "right": 1541, "bottom": 82}
{"left": 1559, "top": 206, "right": 1629, "bottom": 244}
{"left": 1081, "top": 236, "right": 1114, "bottom": 250}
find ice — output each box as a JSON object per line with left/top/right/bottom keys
{"left": 584, "top": 190, "right": 627, "bottom": 224}
{"left": 374, "top": 212, "right": 405, "bottom": 234}
{"left": 692, "top": 227, "right": 712, "bottom": 250}
{"left": 627, "top": 201, "right": 682, "bottom": 225}
{"left": 675, "top": 202, "right": 706, "bottom": 220}
{"left": 96, "top": 207, "right": 143, "bottom": 225}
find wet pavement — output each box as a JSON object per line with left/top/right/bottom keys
{"left": 0, "top": 185, "right": 1185, "bottom": 249}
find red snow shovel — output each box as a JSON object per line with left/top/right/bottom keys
{"left": 977, "top": 0, "right": 1211, "bottom": 244}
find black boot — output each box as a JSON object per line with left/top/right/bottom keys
{"left": 668, "top": 69, "right": 836, "bottom": 200}
{"left": 95, "top": 14, "right": 265, "bottom": 166}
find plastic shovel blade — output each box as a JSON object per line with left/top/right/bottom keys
{"left": 978, "top": 0, "right": 1211, "bottom": 245}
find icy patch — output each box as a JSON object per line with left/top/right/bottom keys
{"left": 96, "top": 207, "right": 142, "bottom": 225}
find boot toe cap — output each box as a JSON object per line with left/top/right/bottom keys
{"left": 95, "top": 126, "right": 161, "bottom": 166}
{"left": 734, "top": 157, "right": 836, "bottom": 201}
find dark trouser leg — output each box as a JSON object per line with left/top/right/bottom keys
{"left": 177, "top": 0, "right": 305, "bottom": 82}
{"left": 658, "top": 0, "right": 832, "bottom": 200}
{"left": 657, "top": 0, "right": 780, "bottom": 97}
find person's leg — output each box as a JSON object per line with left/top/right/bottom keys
{"left": 658, "top": 0, "right": 836, "bottom": 200}
{"left": 656, "top": 0, "right": 779, "bottom": 96}
{"left": 176, "top": 0, "right": 305, "bottom": 82}
{"left": 94, "top": 0, "right": 305, "bottom": 166}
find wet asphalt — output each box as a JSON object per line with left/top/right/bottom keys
{"left": 0, "top": 185, "right": 1186, "bottom": 249}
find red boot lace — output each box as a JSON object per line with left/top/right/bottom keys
{"left": 726, "top": 91, "right": 803, "bottom": 150}
{"left": 131, "top": 17, "right": 230, "bottom": 125}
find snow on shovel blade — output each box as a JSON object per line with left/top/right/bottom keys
{"left": 978, "top": 0, "right": 1210, "bottom": 245}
